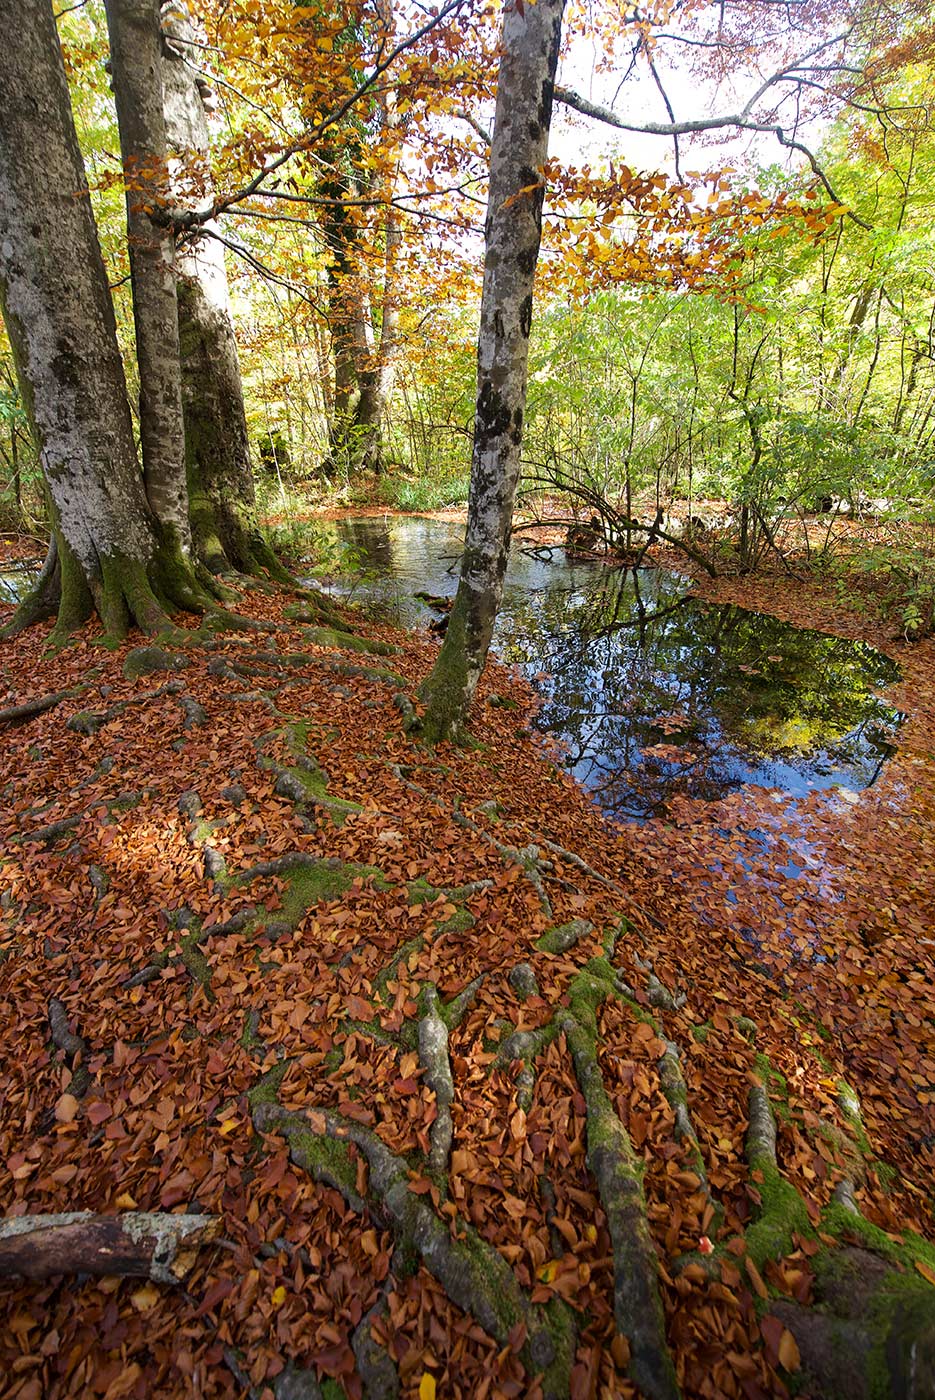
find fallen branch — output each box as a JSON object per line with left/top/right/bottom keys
{"left": 0, "top": 1211, "right": 219, "bottom": 1281}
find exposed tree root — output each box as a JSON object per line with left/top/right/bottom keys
{"left": 390, "top": 765, "right": 556, "bottom": 915}
{"left": 66, "top": 679, "right": 185, "bottom": 736}
{"left": 560, "top": 1003, "right": 680, "bottom": 1400}
{"left": 48, "top": 998, "right": 92, "bottom": 1099}
{"left": 657, "top": 1040, "right": 720, "bottom": 1225}
{"left": 420, "top": 987, "right": 455, "bottom": 1176}
{"left": 0, "top": 684, "right": 89, "bottom": 728}
{"left": 536, "top": 918, "right": 593, "bottom": 954}
{"left": 352, "top": 1287, "right": 401, "bottom": 1399}
{"left": 252, "top": 1102, "right": 576, "bottom": 1399}
{"left": 16, "top": 814, "right": 82, "bottom": 847}
{"left": 744, "top": 1080, "right": 809, "bottom": 1269}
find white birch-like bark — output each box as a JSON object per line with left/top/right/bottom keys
{"left": 420, "top": 0, "right": 567, "bottom": 740}
{"left": 0, "top": 0, "right": 157, "bottom": 626}
{"left": 104, "top": 0, "right": 191, "bottom": 552}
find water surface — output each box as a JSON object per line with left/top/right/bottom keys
{"left": 306, "top": 515, "right": 903, "bottom": 821}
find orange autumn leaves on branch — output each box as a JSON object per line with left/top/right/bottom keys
{"left": 69, "top": 0, "right": 861, "bottom": 330}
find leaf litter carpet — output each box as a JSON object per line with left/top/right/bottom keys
{"left": 1, "top": 571, "right": 934, "bottom": 1400}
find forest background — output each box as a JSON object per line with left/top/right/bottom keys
{"left": 3, "top": 0, "right": 934, "bottom": 640}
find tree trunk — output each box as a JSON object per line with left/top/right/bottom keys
{"left": 419, "top": 0, "right": 566, "bottom": 742}
{"left": 160, "top": 5, "right": 287, "bottom": 580}
{"left": 0, "top": 0, "right": 192, "bottom": 640}
{"left": 352, "top": 197, "right": 403, "bottom": 475}
{"left": 103, "top": 0, "right": 192, "bottom": 563}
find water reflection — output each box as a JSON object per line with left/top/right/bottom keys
{"left": 496, "top": 565, "right": 901, "bottom": 819}
{"left": 319, "top": 515, "right": 903, "bottom": 820}
{"left": 0, "top": 565, "right": 39, "bottom": 605}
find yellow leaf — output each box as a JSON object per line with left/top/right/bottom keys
{"left": 114, "top": 1192, "right": 138, "bottom": 1210}
{"left": 219, "top": 1119, "right": 238, "bottom": 1135}
{"left": 271, "top": 1286, "right": 287, "bottom": 1307}
{"left": 537, "top": 1259, "right": 559, "bottom": 1284}
{"left": 778, "top": 1328, "right": 801, "bottom": 1372}
{"left": 915, "top": 1259, "right": 935, "bottom": 1288}
{"left": 419, "top": 1375, "right": 436, "bottom": 1400}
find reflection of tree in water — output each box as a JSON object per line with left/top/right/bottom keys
{"left": 299, "top": 517, "right": 901, "bottom": 821}
{"left": 496, "top": 567, "right": 902, "bottom": 821}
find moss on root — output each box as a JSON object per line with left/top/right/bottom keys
{"left": 303, "top": 626, "right": 400, "bottom": 657}
{"left": 233, "top": 855, "right": 390, "bottom": 941}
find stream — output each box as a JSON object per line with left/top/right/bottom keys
{"left": 0, "top": 516, "right": 902, "bottom": 826}
{"left": 305, "top": 514, "right": 903, "bottom": 823}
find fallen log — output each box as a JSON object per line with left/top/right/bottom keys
{"left": 0, "top": 1211, "right": 219, "bottom": 1282}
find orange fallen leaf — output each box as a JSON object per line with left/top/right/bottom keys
{"left": 54, "top": 1093, "right": 79, "bottom": 1124}
{"left": 777, "top": 1327, "right": 801, "bottom": 1371}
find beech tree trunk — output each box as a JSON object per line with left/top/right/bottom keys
{"left": 0, "top": 0, "right": 192, "bottom": 639}
{"left": 319, "top": 128, "right": 400, "bottom": 479}
{"left": 320, "top": 181, "right": 368, "bottom": 476}
{"left": 160, "top": 5, "right": 287, "bottom": 579}
{"left": 419, "top": 0, "right": 566, "bottom": 741}
{"left": 103, "top": 0, "right": 192, "bottom": 562}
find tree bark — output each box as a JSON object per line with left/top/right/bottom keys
{"left": 0, "top": 1211, "right": 218, "bottom": 1282}
{"left": 160, "top": 4, "right": 287, "bottom": 580}
{"left": 419, "top": 0, "right": 566, "bottom": 741}
{"left": 103, "top": 0, "right": 192, "bottom": 560}
{"left": 0, "top": 0, "right": 187, "bottom": 639}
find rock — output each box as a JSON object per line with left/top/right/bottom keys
{"left": 177, "top": 789, "right": 202, "bottom": 819}
{"left": 508, "top": 963, "right": 539, "bottom": 1000}
{"left": 179, "top": 696, "right": 208, "bottom": 729}
{"left": 221, "top": 784, "right": 248, "bottom": 806}
{"left": 122, "top": 646, "right": 189, "bottom": 680}
{"left": 203, "top": 848, "right": 225, "bottom": 882}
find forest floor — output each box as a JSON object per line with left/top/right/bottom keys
{"left": 1, "top": 537, "right": 935, "bottom": 1400}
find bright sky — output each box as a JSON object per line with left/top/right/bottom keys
{"left": 549, "top": 19, "right": 826, "bottom": 184}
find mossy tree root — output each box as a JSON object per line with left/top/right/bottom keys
{"left": 252, "top": 1103, "right": 576, "bottom": 1399}
{"left": 282, "top": 600, "right": 353, "bottom": 632}
{"left": 657, "top": 1040, "right": 721, "bottom": 1227}
{"left": 254, "top": 721, "right": 364, "bottom": 825}
{"left": 389, "top": 765, "right": 557, "bottom": 916}
{"left": 351, "top": 1289, "right": 400, "bottom": 1399}
{"left": 560, "top": 1009, "right": 681, "bottom": 1400}
{"left": 744, "top": 1081, "right": 810, "bottom": 1269}
{"left": 0, "top": 683, "right": 88, "bottom": 727}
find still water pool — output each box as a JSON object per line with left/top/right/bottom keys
{"left": 306, "top": 514, "right": 903, "bottom": 822}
